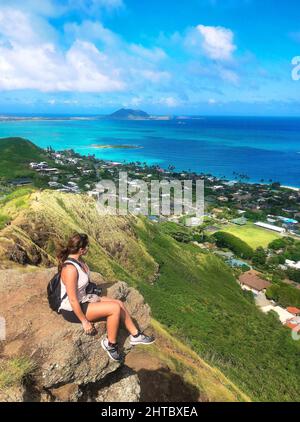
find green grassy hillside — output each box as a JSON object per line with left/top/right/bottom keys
{"left": 0, "top": 137, "right": 50, "bottom": 180}
{"left": 0, "top": 189, "right": 299, "bottom": 401}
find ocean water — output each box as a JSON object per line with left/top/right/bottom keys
{"left": 1, "top": 116, "right": 300, "bottom": 187}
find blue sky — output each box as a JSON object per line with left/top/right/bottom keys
{"left": 0, "top": 0, "right": 300, "bottom": 115}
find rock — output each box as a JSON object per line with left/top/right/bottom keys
{"left": 93, "top": 366, "right": 140, "bottom": 402}
{"left": 0, "top": 267, "right": 151, "bottom": 402}
{"left": 0, "top": 386, "right": 26, "bottom": 402}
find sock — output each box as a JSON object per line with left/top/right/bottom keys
{"left": 133, "top": 330, "right": 141, "bottom": 338}
{"left": 108, "top": 341, "right": 118, "bottom": 347}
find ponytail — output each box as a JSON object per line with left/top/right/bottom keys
{"left": 57, "top": 247, "right": 70, "bottom": 273}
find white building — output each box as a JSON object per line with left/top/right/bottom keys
{"left": 254, "top": 222, "right": 286, "bottom": 234}
{"left": 186, "top": 217, "right": 202, "bottom": 227}
{"left": 285, "top": 259, "right": 300, "bottom": 270}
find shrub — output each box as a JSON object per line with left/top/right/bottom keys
{"left": 266, "top": 284, "right": 300, "bottom": 308}
{"left": 252, "top": 247, "right": 267, "bottom": 266}
{"left": 268, "top": 238, "right": 288, "bottom": 250}
{"left": 213, "top": 231, "right": 254, "bottom": 259}
{"left": 286, "top": 268, "right": 300, "bottom": 284}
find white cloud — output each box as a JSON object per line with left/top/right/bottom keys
{"left": 221, "top": 68, "right": 240, "bottom": 84}
{"left": 0, "top": 36, "right": 125, "bottom": 92}
{"left": 0, "top": 7, "right": 57, "bottom": 45}
{"left": 196, "top": 24, "right": 236, "bottom": 60}
{"left": 158, "top": 96, "right": 180, "bottom": 107}
{"left": 64, "top": 20, "right": 121, "bottom": 46}
{"left": 0, "top": 7, "right": 170, "bottom": 94}
{"left": 129, "top": 44, "right": 167, "bottom": 62}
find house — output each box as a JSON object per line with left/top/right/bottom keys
{"left": 217, "top": 196, "right": 229, "bottom": 202}
{"left": 214, "top": 251, "right": 234, "bottom": 259}
{"left": 212, "top": 185, "right": 224, "bottom": 191}
{"left": 254, "top": 222, "right": 286, "bottom": 234}
{"left": 205, "top": 226, "right": 220, "bottom": 233}
{"left": 148, "top": 216, "right": 159, "bottom": 223}
{"left": 231, "top": 217, "right": 248, "bottom": 226}
{"left": 285, "top": 259, "right": 300, "bottom": 270}
{"left": 186, "top": 217, "right": 202, "bottom": 227}
{"left": 285, "top": 321, "right": 300, "bottom": 332}
{"left": 239, "top": 270, "right": 271, "bottom": 294}
{"left": 10, "top": 178, "right": 32, "bottom": 186}
{"left": 287, "top": 307, "right": 300, "bottom": 316}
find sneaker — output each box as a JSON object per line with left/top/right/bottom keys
{"left": 101, "top": 337, "right": 122, "bottom": 362}
{"left": 129, "top": 332, "right": 155, "bottom": 346}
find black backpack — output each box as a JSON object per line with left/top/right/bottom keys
{"left": 47, "top": 259, "right": 80, "bottom": 314}
{"left": 47, "top": 258, "right": 101, "bottom": 313}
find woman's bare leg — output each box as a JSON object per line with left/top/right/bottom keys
{"left": 86, "top": 302, "right": 121, "bottom": 344}
{"left": 99, "top": 297, "right": 139, "bottom": 336}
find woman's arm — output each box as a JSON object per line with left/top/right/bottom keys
{"left": 61, "top": 265, "right": 94, "bottom": 333}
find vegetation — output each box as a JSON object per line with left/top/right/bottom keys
{"left": 252, "top": 247, "right": 267, "bottom": 266}
{"left": 0, "top": 137, "right": 51, "bottom": 181}
{"left": 286, "top": 268, "right": 300, "bottom": 284}
{"left": 146, "top": 320, "right": 251, "bottom": 402}
{"left": 0, "top": 213, "right": 10, "bottom": 230}
{"left": 0, "top": 357, "right": 35, "bottom": 390}
{"left": 269, "top": 237, "right": 300, "bottom": 265}
{"left": 266, "top": 283, "right": 300, "bottom": 308}
{"left": 213, "top": 231, "right": 254, "bottom": 259}
{"left": 221, "top": 223, "right": 280, "bottom": 249}
{"left": 134, "top": 219, "right": 300, "bottom": 402}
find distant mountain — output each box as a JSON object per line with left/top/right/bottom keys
{"left": 107, "top": 108, "right": 150, "bottom": 120}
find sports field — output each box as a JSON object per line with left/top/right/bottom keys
{"left": 221, "top": 223, "right": 281, "bottom": 249}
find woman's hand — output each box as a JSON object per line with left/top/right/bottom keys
{"left": 82, "top": 319, "right": 96, "bottom": 335}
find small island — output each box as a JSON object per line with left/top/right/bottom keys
{"left": 90, "top": 144, "right": 143, "bottom": 150}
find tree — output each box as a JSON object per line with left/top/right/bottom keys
{"left": 213, "top": 231, "right": 254, "bottom": 259}
{"left": 252, "top": 247, "right": 267, "bottom": 266}
{"left": 268, "top": 238, "right": 287, "bottom": 251}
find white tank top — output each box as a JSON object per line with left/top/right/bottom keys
{"left": 59, "top": 259, "right": 90, "bottom": 312}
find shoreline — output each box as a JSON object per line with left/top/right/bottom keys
{"left": 90, "top": 144, "right": 143, "bottom": 150}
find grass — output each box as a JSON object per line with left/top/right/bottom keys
{"left": 220, "top": 223, "right": 281, "bottom": 249}
{"left": 134, "top": 218, "right": 300, "bottom": 402}
{"left": 0, "top": 214, "right": 10, "bottom": 230}
{"left": 0, "top": 187, "right": 36, "bottom": 219}
{"left": 148, "top": 319, "right": 251, "bottom": 402}
{"left": 0, "top": 137, "right": 51, "bottom": 180}
{"left": 0, "top": 357, "right": 35, "bottom": 390}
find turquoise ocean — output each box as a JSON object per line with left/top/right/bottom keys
{"left": 1, "top": 116, "right": 300, "bottom": 187}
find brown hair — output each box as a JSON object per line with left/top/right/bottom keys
{"left": 57, "top": 233, "right": 89, "bottom": 272}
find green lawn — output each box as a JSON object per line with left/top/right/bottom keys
{"left": 221, "top": 223, "right": 281, "bottom": 249}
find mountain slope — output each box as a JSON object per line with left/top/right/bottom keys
{"left": 0, "top": 137, "right": 51, "bottom": 180}
{"left": 0, "top": 189, "right": 299, "bottom": 401}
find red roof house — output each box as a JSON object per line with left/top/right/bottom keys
{"left": 287, "top": 307, "right": 300, "bottom": 316}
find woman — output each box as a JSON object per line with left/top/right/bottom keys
{"left": 57, "top": 233, "right": 154, "bottom": 362}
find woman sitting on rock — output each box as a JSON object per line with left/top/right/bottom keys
{"left": 57, "top": 232, "right": 154, "bottom": 362}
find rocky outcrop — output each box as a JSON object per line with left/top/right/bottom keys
{"left": 0, "top": 268, "right": 151, "bottom": 402}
